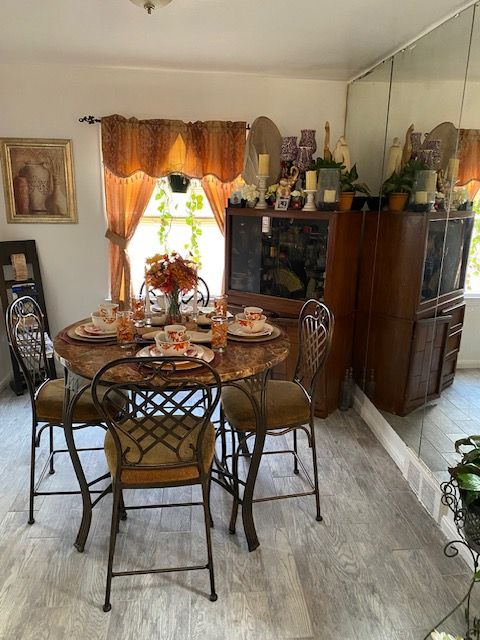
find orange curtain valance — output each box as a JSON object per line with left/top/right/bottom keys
{"left": 101, "top": 114, "right": 246, "bottom": 183}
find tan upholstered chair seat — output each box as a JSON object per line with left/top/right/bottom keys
{"left": 221, "top": 380, "right": 310, "bottom": 431}
{"left": 104, "top": 416, "right": 216, "bottom": 485}
{"left": 35, "top": 378, "right": 112, "bottom": 423}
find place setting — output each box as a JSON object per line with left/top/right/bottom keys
{"left": 136, "top": 323, "right": 215, "bottom": 370}
{"left": 227, "top": 306, "right": 281, "bottom": 343}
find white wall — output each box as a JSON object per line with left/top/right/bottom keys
{"left": 0, "top": 62, "right": 347, "bottom": 386}
{"left": 459, "top": 297, "right": 480, "bottom": 367}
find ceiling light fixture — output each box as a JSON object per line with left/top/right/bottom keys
{"left": 129, "top": 0, "right": 173, "bottom": 14}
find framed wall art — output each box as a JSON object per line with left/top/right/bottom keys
{"left": 0, "top": 138, "right": 77, "bottom": 224}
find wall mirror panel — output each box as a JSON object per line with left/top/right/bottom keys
{"left": 425, "top": 4, "right": 480, "bottom": 483}
{"left": 346, "top": 6, "right": 476, "bottom": 479}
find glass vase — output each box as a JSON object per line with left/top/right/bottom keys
{"left": 165, "top": 291, "right": 182, "bottom": 324}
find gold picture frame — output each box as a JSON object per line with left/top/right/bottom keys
{"left": 0, "top": 138, "right": 77, "bottom": 224}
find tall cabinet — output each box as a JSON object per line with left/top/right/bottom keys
{"left": 354, "top": 210, "right": 474, "bottom": 416}
{"left": 225, "top": 207, "right": 362, "bottom": 417}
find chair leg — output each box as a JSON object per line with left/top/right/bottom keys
{"left": 28, "top": 420, "right": 37, "bottom": 525}
{"left": 309, "top": 420, "right": 322, "bottom": 522}
{"left": 293, "top": 429, "right": 299, "bottom": 475}
{"left": 229, "top": 430, "right": 240, "bottom": 535}
{"left": 103, "top": 482, "right": 121, "bottom": 612}
{"left": 207, "top": 476, "right": 214, "bottom": 528}
{"left": 201, "top": 479, "right": 217, "bottom": 602}
{"left": 49, "top": 425, "right": 55, "bottom": 475}
{"left": 119, "top": 489, "right": 127, "bottom": 521}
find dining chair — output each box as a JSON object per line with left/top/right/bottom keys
{"left": 5, "top": 296, "right": 112, "bottom": 525}
{"left": 221, "top": 299, "right": 334, "bottom": 529}
{"left": 91, "top": 356, "right": 221, "bottom": 611}
{"left": 139, "top": 276, "right": 210, "bottom": 307}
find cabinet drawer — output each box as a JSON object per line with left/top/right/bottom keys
{"left": 441, "top": 303, "right": 465, "bottom": 333}
{"left": 446, "top": 330, "right": 462, "bottom": 356}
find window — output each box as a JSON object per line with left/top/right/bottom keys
{"left": 129, "top": 177, "right": 224, "bottom": 298}
{"left": 466, "top": 198, "right": 480, "bottom": 294}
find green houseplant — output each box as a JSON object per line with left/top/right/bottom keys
{"left": 382, "top": 159, "right": 428, "bottom": 212}
{"left": 339, "top": 164, "right": 370, "bottom": 211}
{"left": 449, "top": 435, "right": 480, "bottom": 552}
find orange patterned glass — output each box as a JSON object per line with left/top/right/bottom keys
{"left": 211, "top": 316, "right": 228, "bottom": 353}
{"left": 116, "top": 311, "right": 135, "bottom": 347}
{"left": 214, "top": 295, "right": 228, "bottom": 318}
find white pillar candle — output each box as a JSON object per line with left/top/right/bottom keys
{"left": 144, "top": 266, "right": 151, "bottom": 315}
{"left": 306, "top": 170, "right": 317, "bottom": 191}
{"left": 415, "top": 191, "right": 428, "bottom": 205}
{"left": 324, "top": 189, "right": 337, "bottom": 203}
{"left": 258, "top": 154, "right": 270, "bottom": 176}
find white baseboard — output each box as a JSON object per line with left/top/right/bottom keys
{"left": 353, "top": 387, "right": 409, "bottom": 475}
{"left": 457, "top": 360, "right": 480, "bottom": 369}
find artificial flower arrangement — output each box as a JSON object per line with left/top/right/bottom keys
{"left": 241, "top": 183, "right": 260, "bottom": 204}
{"left": 145, "top": 251, "right": 197, "bottom": 322}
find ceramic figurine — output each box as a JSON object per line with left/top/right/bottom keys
{"left": 324, "top": 121, "right": 332, "bottom": 161}
{"left": 276, "top": 166, "right": 300, "bottom": 199}
{"left": 401, "top": 123, "right": 415, "bottom": 168}
{"left": 385, "top": 137, "right": 403, "bottom": 178}
{"left": 332, "top": 136, "right": 351, "bottom": 170}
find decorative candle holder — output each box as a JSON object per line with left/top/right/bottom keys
{"left": 303, "top": 189, "right": 317, "bottom": 211}
{"left": 255, "top": 175, "right": 269, "bottom": 209}
{"left": 316, "top": 168, "right": 340, "bottom": 211}
{"left": 412, "top": 169, "right": 437, "bottom": 212}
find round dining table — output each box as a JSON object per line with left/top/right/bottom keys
{"left": 53, "top": 318, "right": 290, "bottom": 552}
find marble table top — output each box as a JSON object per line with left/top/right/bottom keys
{"left": 53, "top": 319, "right": 290, "bottom": 385}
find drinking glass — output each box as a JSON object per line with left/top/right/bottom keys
{"left": 116, "top": 310, "right": 135, "bottom": 348}
{"left": 131, "top": 296, "right": 146, "bottom": 326}
{"left": 211, "top": 316, "right": 228, "bottom": 353}
{"left": 213, "top": 295, "right": 228, "bottom": 317}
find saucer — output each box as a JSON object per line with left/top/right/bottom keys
{"left": 83, "top": 322, "right": 117, "bottom": 336}
{"left": 136, "top": 343, "right": 214, "bottom": 370}
{"left": 227, "top": 322, "right": 274, "bottom": 338}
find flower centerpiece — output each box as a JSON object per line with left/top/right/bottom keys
{"left": 241, "top": 183, "right": 260, "bottom": 208}
{"left": 145, "top": 251, "right": 197, "bottom": 323}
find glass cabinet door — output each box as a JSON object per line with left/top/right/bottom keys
{"left": 229, "top": 215, "right": 329, "bottom": 300}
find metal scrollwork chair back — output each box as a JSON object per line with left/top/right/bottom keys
{"left": 6, "top": 295, "right": 110, "bottom": 526}
{"left": 6, "top": 296, "right": 53, "bottom": 403}
{"left": 91, "top": 356, "right": 221, "bottom": 611}
{"left": 294, "top": 299, "right": 334, "bottom": 404}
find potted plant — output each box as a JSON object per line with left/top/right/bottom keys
{"left": 339, "top": 164, "right": 370, "bottom": 212}
{"left": 449, "top": 435, "right": 480, "bottom": 553}
{"left": 382, "top": 159, "right": 428, "bottom": 212}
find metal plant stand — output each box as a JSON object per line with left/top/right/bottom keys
{"left": 425, "top": 479, "right": 480, "bottom": 640}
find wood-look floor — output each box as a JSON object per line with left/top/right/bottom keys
{"left": 383, "top": 369, "right": 480, "bottom": 482}
{"left": 0, "top": 387, "right": 478, "bottom": 640}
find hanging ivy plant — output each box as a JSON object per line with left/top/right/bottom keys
{"left": 184, "top": 191, "right": 203, "bottom": 266}
{"left": 156, "top": 182, "right": 175, "bottom": 250}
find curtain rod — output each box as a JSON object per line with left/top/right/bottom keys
{"left": 78, "top": 115, "right": 251, "bottom": 129}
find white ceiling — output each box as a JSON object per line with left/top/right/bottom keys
{"left": 0, "top": 0, "right": 474, "bottom": 80}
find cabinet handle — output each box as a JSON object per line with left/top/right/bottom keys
{"left": 441, "top": 303, "right": 465, "bottom": 315}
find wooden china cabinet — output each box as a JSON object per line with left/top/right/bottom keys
{"left": 354, "top": 209, "right": 474, "bottom": 416}
{"left": 224, "top": 207, "right": 363, "bottom": 417}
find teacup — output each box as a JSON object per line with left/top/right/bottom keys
{"left": 164, "top": 324, "right": 188, "bottom": 343}
{"left": 98, "top": 302, "right": 118, "bottom": 324}
{"left": 244, "top": 306, "right": 263, "bottom": 321}
{"left": 91, "top": 312, "right": 117, "bottom": 332}
{"left": 235, "top": 313, "right": 267, "bottom": 334}
{"left": 155, "top": 332, "right": 191, "bottom": 356}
